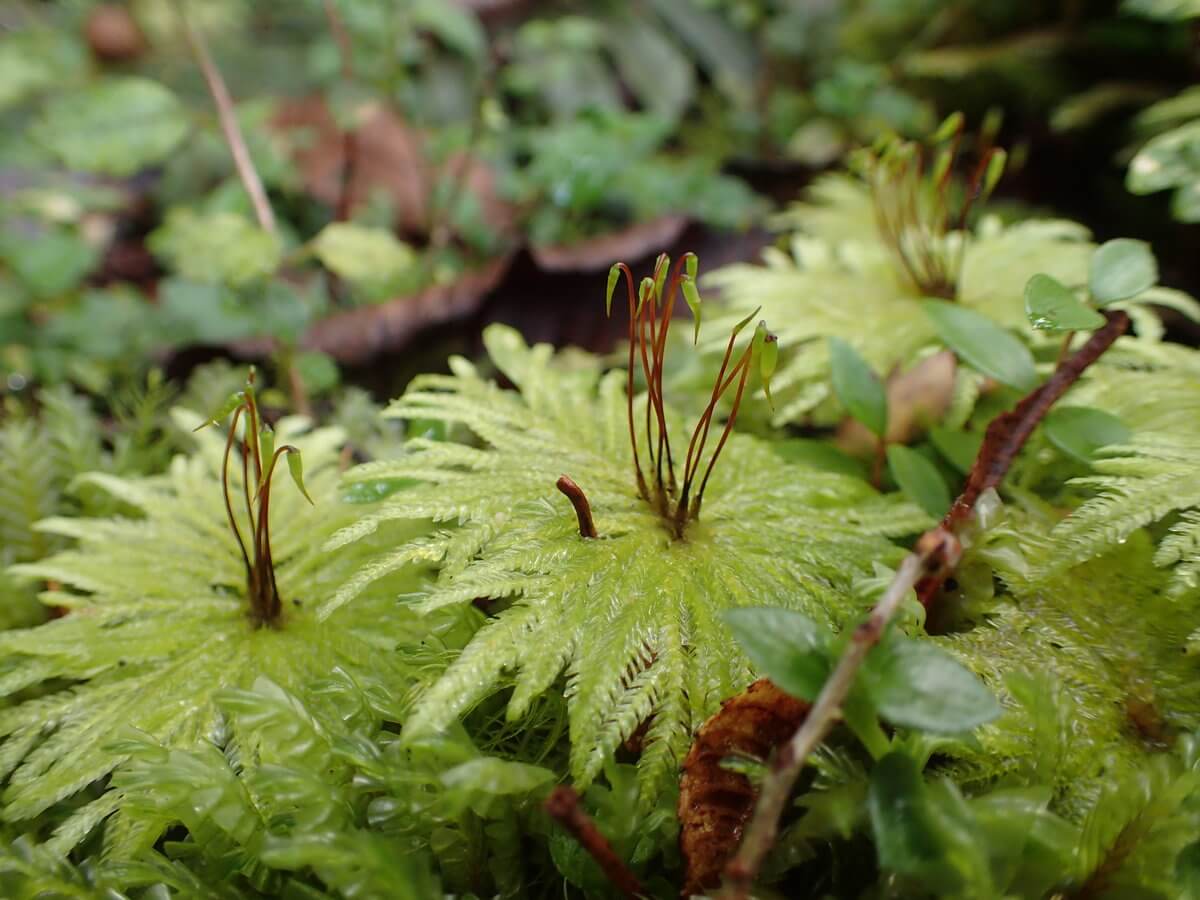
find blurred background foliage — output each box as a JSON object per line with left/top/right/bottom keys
{"left": 2, "top": 0, "right": 1199, "bottom": 406}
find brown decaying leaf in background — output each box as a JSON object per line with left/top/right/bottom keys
{"left": 835, "top": 350, "right": 957, "bottom": 457}
{"left": 271, "top": 98, "right": 517, "bottom": 238}
{"left": 678, "top": 679, "right": 809, "bottom": 897}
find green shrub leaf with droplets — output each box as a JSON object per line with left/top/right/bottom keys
{"left": 0, "top": 405, "right": 434, "bottom": 851}
{"left": 328, "top": 321, "right": 927, "bottom": 802}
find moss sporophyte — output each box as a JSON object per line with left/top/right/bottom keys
{"left": 197, "top": 368, "right": 314, "bottom": 627}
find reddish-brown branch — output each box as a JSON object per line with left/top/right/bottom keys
{"left": 556, "top": 475, "right": 598, "bottom": 539}
{"left": 723, "top": 310, "right": 1129, "bottom": 897}
{"left": 544, "top": 786, "right": 644, "bottom": 900}
{"left": 939, "top": 310, "right": 1129, "bottom": 534}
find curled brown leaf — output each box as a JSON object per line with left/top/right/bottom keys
{"left": 678, "top": 679, "right": 809, "bottom": 898}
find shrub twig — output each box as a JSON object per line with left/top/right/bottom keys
{"left": 722, "top": 309, "right": 1130, "bottom": 898}
{"left": 544, "top": 786, "right": 643, "bottom": 899}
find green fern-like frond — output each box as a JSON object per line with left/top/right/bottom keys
{"left": 0, "top": 411, "right": 436, "bottom": 850}
{"left": 1045, "top": 433, "right": 1200, "bottom": 596}
{"left": 939, "top": 511, "right": 1200, "bottom": 807}
{"left": 703, "top": 174, "right": 1096, "bottom": 426}
{"left": 1063, "top": 734, "right": 1200, "bottom": 898}
{"left": 703, "top": 173, "right": 1193, "bottom": 430}
{"left": 331, "top": 324, "right": 927, "bottom": 801}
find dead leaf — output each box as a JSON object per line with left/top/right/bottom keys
{"left": 232, "top": 253, "right": 514, "bottom": 365}
{"left": 678, "top": 679, "right": 808, "bottom": 898}
{"left": 836, "top": 350, "right": 957, "bottom": 456}
{"left": 530, "top": 215, "right": 689, "bottom": 272}
{"left": 271, "top": 97, "right": 516, "bottom": 238}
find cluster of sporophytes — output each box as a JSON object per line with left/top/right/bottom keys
{"left": 1, "top": 232, "right": 1200, "bottom": 893}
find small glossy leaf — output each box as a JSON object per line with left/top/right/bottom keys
{"left": 929, "top": 426, "right": 982, "bottom": 475}
{"left": 863, "top": 637, "right": 1002, "bottom": 732}
{"left": 829, "top": 337, "right": 888, "bottom": 438}
{"left": 723, "top": 607, "right": 832, "bottom": 701}
{"left": 1089, "top": 239, "right": 1158, "bottom": 304}
{"left": 886, "top": 445, "right": 950, "bottom": 518}
{"left": 1042, "top": 406, "right": 1131, "bottom": 463}
{"left": 284, "top": 448, "right": 314, "bottom": 505}
{"left": 685, "top": 251, "right": 698, "bottom": 281}
{"left": 605, "top": 264, "right": 620, "bottom": 316}
{"left": 1024, "top": 274, "right": 1105, "bottom": 331}
{"left": 923, "top": 300, "right": 1037, "bottom": 391}
{"left": 681, "top": 276, "right": 703, "bottom": 344}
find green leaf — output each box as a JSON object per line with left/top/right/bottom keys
{"left": 0, "top": 228, "right": 99, "bottom": 300}
{"left": 723, "top": 608, "right": 832, "bottom": 701}
{"left": 1089, "top": 239, "right": 1158, "bottom": 305}
{"left": 929, "top": 427, "right": 982, "bottom": 475}
{"left": 440, "top": 757, "right": 554, "bottom": 800}
{"left": 923, "top": 301, "right": 1037, "bottom": 391}
{"left": 886, "top": 446, "right": 950, "bottom": 518}
{"left": 863, "top": 637, "right": 1002, "bottom": 732}
{"left": 1128, "top": 121, "right": 1200, "bottom": 195}
{"left": 33, "top": 78, "right": 190, "bottom": 176}
{"left": 829, "top": 337, "right": 888, "bottom": 438}
{"left": 284, "top": 447, "right": 315, "bottom": 505}
{"left": 1024, "top": 274, "right": 1105, "bottom": 332}
{"left": 295, "top": 350, "right": 341, "bottom": 396}
{"left": 868, "top": 753, "right": 986, "bottom": 893}
{"left": 148, "top": 210, "right": 281, "bottom": 287}
{"left": 311, "top": 223, "right": 416, "bottom": 294}
{"left": 1042, "top": 406, "right": 1131, "bottom": 463}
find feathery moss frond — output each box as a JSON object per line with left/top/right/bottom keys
{"left": 332, "top": 322, "right": 927, "bottom": 801}
{"left": 0, "top": 409, "right": 438, "bottom": 849}
{"left": 703, "top": 170, "right": 1192, "bottom": 430}
{"left": 937, "top": 511, "right": 1200, "bottom": 809}
{"left": 1045, "top": 432, "right": 1200, "bottom": 596}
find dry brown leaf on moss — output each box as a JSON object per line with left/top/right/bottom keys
{"left": 678, "top": 679, "right": 809, "bottom": 898}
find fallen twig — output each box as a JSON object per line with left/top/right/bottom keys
{"left": 722, "top": 309, "right": 1129, "bottom": 898}
{"left": 544, "top": 785, "right": 644, "bottom": 899}
{"left": 178, "top": 7, "right": 276, "bottom": 234}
